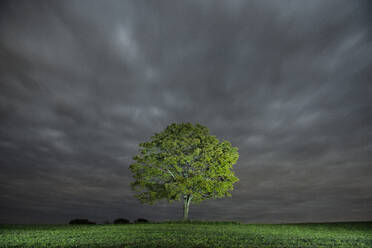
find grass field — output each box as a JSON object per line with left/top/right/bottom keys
{"left": 0, "top": 221, "right": 371, "bottom": 248}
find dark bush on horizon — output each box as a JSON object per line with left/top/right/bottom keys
{"left": 134, "top": 218, "right": 149, "bottom": 224}
{"left": 113, "top": 218, "right": 130, "bottom": 224}
{"left": 69, "top": 219, "right": 96, "bottom": 225}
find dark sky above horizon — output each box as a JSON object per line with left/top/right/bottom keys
{"left": 1, "top": 0, "right": 372, "bottom": 224}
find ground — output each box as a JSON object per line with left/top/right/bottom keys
{"left": 0, "top": 221, "right": 371, "bottom": 248}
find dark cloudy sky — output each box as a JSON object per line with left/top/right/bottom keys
{"left": 1, "top": 0, "right": 372, "bottom": 224}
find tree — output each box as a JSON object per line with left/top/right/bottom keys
{"left": 134, "top": 218, "right": 149, "bottom": 224}
{"left": 68, "top": 219, "right": 95, "bottom": 225}
{"left": 129, "top": 123, "right": 239, "bottom": 220}
{"left": 113, "top": 218, "right": 130, "bottom": 224}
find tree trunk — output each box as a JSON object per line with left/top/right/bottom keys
{"left": 183, "top": 194, "right": 192, "bottom": 220}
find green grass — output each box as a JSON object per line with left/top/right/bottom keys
{"left": 0, "top": 222, "right": 371, "bottom": 248}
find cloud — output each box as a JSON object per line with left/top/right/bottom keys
{"left": 0, "top": 0, "right": 371, "bottom": 223}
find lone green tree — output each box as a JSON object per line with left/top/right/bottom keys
{"left": 129, "top": 123, "right": 239, "bottom": 220}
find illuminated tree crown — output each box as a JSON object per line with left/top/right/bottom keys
{"left": 129, "top": 123, "right": 239, "bottom": 220}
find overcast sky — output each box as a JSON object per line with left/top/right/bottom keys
{"left": 0, "top": 0, "right": 371, "bottom": 224}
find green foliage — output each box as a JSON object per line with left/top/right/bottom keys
{"left": 1, "top": 222, "right": 371, "bottom": 248}
{"left": 129, "top": 123, "right": 239, "bottom": 207}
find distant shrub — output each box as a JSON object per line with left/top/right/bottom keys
{"left": 113, "top": 218, "right": 130, "bottom": 224}
{"left": 134, "top": 218, "right": 149, "bottom": 224}
{"left": 103, "top": 220, "right": 111, "bottom": 224}
{"left": 69, "top": 219, "right": 95, "bottom": 225}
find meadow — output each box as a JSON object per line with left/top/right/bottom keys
{"left": 0, "top": 221, "right": 371, "bottom": 248}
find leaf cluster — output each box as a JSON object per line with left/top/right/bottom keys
{"left": 129, "top": 123, "right": 239, "bottom": 204}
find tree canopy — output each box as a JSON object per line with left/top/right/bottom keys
{"left": 129, "top": 123, "right": 239, "bottom": 219}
